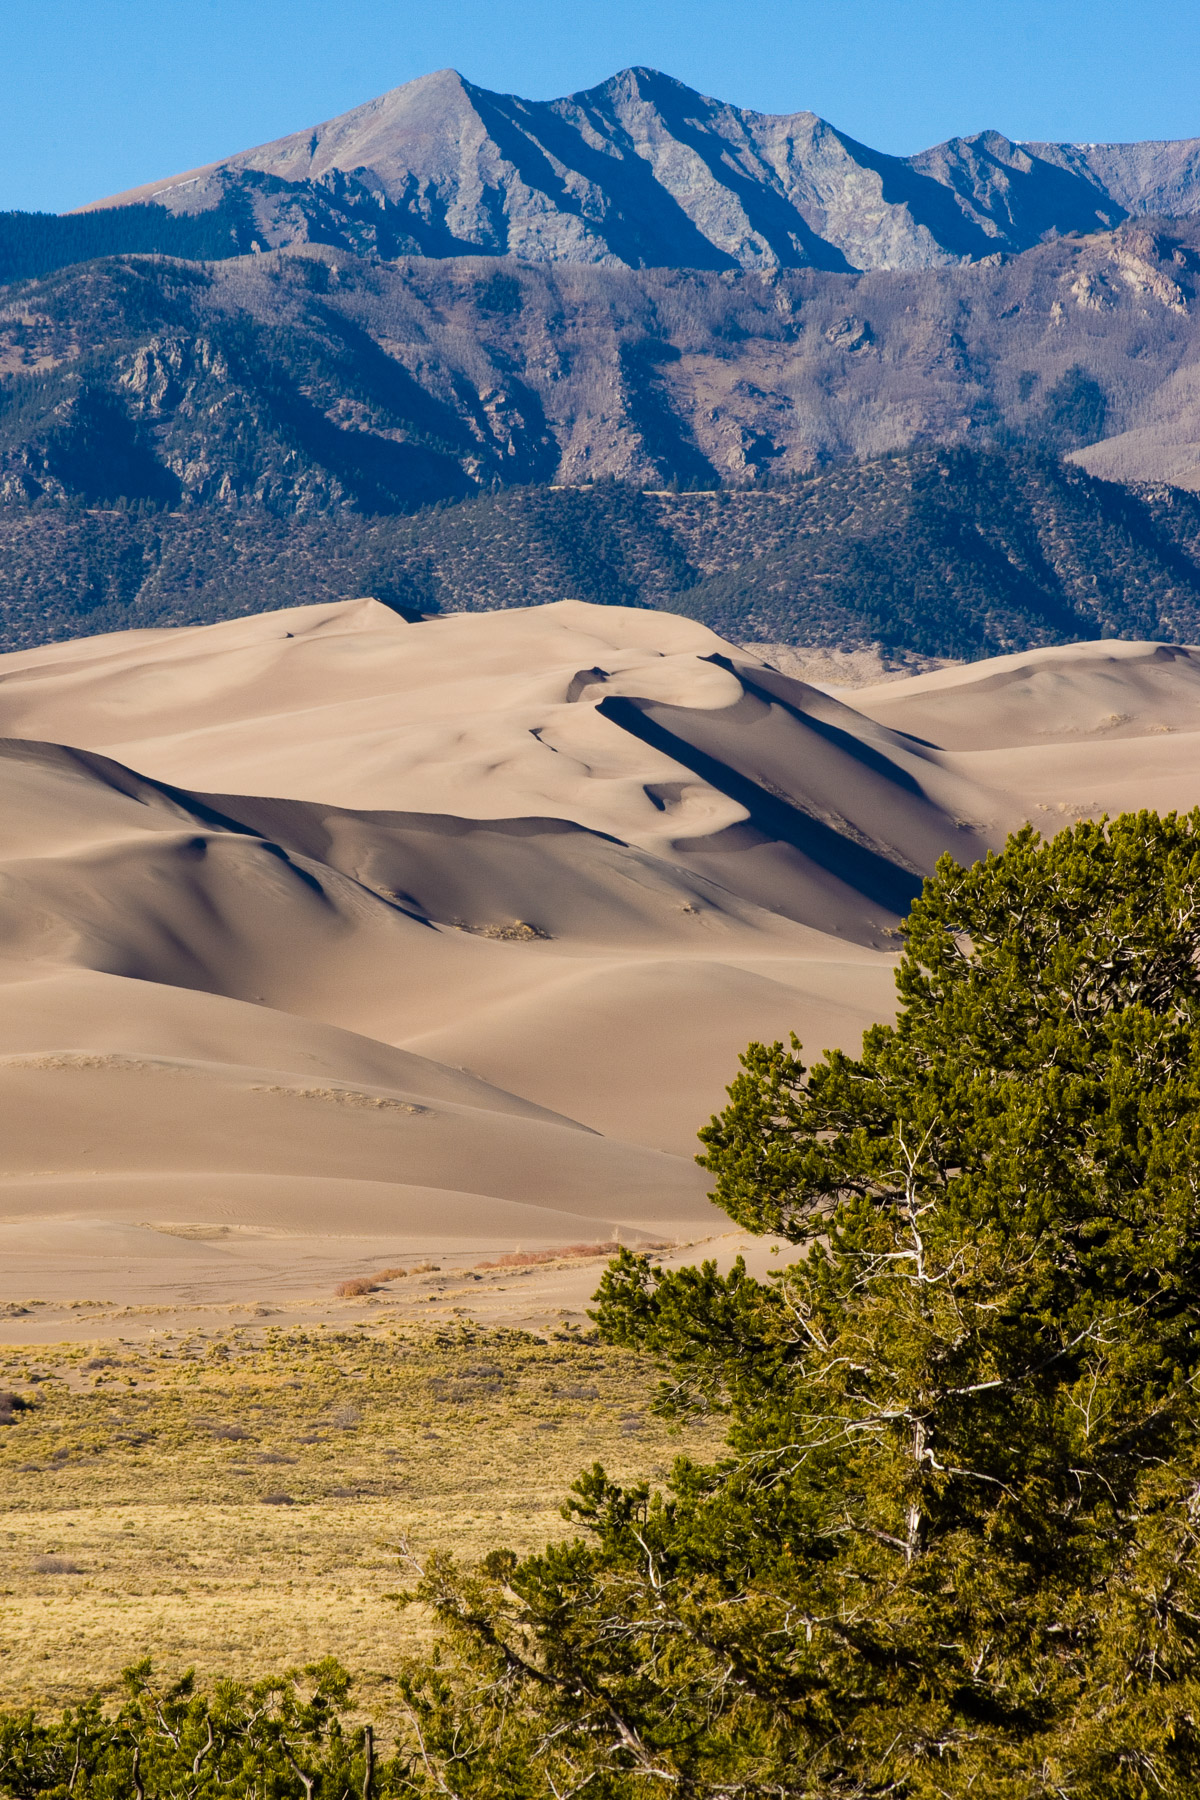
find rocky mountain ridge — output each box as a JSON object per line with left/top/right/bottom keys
{"left": 3, "top": 218, "right": 1200, "bottom": 513}
{"left": 80, "top": 67, "right": 1200, "bottom": 275}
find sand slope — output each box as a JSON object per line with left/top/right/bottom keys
{"left": 849, "top": 641, "right": 1200, "bottom": 750}
{"left": 848, "top": 639, "right": 1200, "bottom": 824}
{"left": 0, "top": 602, "right": 1195, "bottom": 1300}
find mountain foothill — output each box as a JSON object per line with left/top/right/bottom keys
{"left": 0, "top": 219, "right": 1199, "bottom": 651}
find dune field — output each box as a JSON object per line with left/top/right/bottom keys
{"left": 0, "top": 597, "right": 1197, "bottom": 1313}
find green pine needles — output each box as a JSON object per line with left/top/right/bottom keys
{"left": 402, "top": 812, "right": 1200, "bottom": 1798}
{"left": 7, "top": 811, "right": 1200, "bottom": 1797}
{"left": 0, "top": 1659, "right": 379, "bottom": 1798}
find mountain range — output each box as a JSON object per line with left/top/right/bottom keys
{"left": 5, "top": 72, "right": 1200, "bottom": 653}
{"left": 77, "top": 68, "right": 1200, "bottom": 274}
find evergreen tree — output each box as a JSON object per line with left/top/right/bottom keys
{"left": 401, "top": 812, "right": 1200, "bottom": 1798}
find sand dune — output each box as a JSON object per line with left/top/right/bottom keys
{"left": 850, "top": 639, "right": 1200, "bottom": 825}
{"left": 0, "top": 602, "right": 1196, "bottom": 1304}
{"left": 850, "top": 640, "right": 1200, "bottom": 750}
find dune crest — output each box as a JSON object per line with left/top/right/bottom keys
{"left": 0, "top": 600, "right": 1193, "bottom": 1301}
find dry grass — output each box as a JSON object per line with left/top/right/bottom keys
{"left": 474, "top": 1242, "right": 667, "bottom": 1271}
{"left": 0, "top": 1322, "right": 720, "bottom": 1719}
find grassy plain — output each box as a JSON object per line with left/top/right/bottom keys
{"left": 0, "top": 1313, "right": 721, "bottom": 1719}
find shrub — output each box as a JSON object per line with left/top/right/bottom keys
{"left": 0, "top": 1660, "right": 385, "bottom": 1795}
{"left": 335, "top": 1267, "right": 410, "bottom": 1295}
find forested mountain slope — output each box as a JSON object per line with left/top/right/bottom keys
{"left": 4, "top": 449, "right": 1200, "bottom": 658}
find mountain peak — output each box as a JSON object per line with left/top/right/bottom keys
{"left": 77, "top": 69, "right": 1200, "bottom": 271}
{"left": 588, "top": 65, "right": 700, "bottom": 98}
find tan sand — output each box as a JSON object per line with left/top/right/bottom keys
{"left": 0, "top": 602, "right": 1194, "bottom": 1309}
{"left": 848, "top": 640, "right": 1200, "bottom": 750}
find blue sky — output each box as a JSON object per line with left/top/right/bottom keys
{"left": 5, "top": 0, "right": 1200, "bottom": 213}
